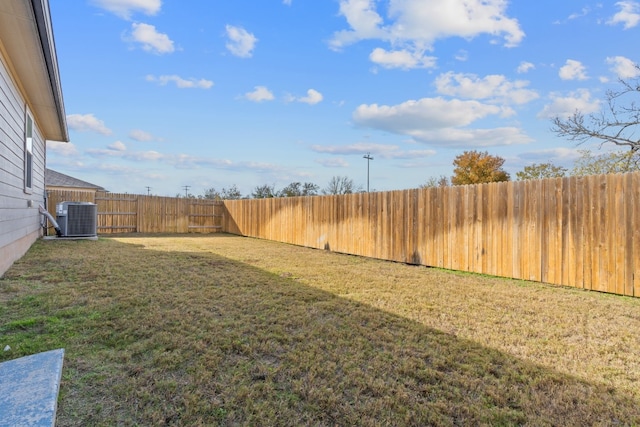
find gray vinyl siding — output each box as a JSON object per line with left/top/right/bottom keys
{"left": 0, "top": 46, "right": 46, "bottom": 270}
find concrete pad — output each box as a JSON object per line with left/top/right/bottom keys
{"left": 0, "top": 349, "right": 65, "bottom": 427}
{"left": 42, "top": 236, "right": 98, "bottom": 241}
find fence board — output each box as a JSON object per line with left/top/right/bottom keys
{"left": 511, "top": 181, "right": 523, "bottom": 280}
{"left": 476, "top": 185, "right": 483, "bottom": 274}
{"left": 583, "top": 176, "right": 595, "bottom": 291}
{"left": 500, "top": 182, "right": 511, "bottom": 279}
{"left": 595, "top": 175, "right": 608, "bottom": 293}
{"left": 634, "top": 173, "right": 640, "bottom": 297}
{"left": 573, "top": 176, "right": 584, "bottom": 289}
{"left": 614, "top": 174, "right": 625, "bottom": 295}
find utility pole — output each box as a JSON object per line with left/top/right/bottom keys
{"left": 363, "top": 152, "right": 374, "bottom": 192}
{"left": 145, "top": 186, "right": 151, "bottom": 195}
{"left": 183, "top": 185, "right": 190, "bottom": 198}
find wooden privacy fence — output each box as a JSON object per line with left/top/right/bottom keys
{"left": 46, "top": 191, "right": 223, "bottom": 234}
{"left": 222, "top": 172, "right": 640, "bottom": 298}
{"left": 47, "top": 173, "right": 640, "bottom": 297}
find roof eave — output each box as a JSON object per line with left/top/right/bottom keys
{"left": 31, "top": 0, "right": 68, "bottom": 142}
{"left": 0, "top": 0, "right": 68, "bottom": 142}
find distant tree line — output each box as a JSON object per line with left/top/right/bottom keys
{"left": 190, "top": 146, "right": 640, "bottom": 200}
{"left": 193, "top": 176, "right": 363, "bottom": 200}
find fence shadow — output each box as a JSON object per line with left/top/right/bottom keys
{"left": 2, "top": 237, "right": 639, "bottom": 425}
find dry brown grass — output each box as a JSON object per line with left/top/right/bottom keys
{"left": 1, "top": 234, "right": 639, "bottom": 425}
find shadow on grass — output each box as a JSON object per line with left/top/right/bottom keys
{"left": 1, "top": 237, "right": 639, "bottom": 426}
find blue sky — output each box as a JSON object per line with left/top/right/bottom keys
{"left": 47, "top": 0, "right": 640, "bottom": 196}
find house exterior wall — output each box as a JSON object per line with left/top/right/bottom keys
{"left": 0, "top": 47, "right": 46, "bottom": 277}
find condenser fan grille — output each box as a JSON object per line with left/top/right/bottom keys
{"left": 56, "top": 202, "right": 97, "bottom": 237}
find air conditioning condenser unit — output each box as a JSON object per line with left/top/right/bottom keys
{"left": 56, "top": 202, "right": 97, "bottom": 237}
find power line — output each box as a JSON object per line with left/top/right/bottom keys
{"left": 182, "top": 185, "right": 190, "bottom": 197}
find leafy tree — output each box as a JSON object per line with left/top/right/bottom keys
{"left": 176, "top": 193, "right": 196, "bottom": 198}
{"left": 301, "top": 182, "right": 320, "bottom": 195}
{"left": 221, "top": 184, "right": 243, "bottom": 200}
{"left": 570, "top": 149, "right": 640, "bottom": 176}
{"left": 451, "top": 150, "right": 510, "bottom": 185}
{"left": 516, "top": 162, "right": 567, "bottom": 181}
{"left": 278, "top": 181, "right": 319, "bottom": 197}
{"left": 419, "top": 175, "right": 450, "bottom": 188}
{"left": 323, "top": 176, "right": 359, "bottom": 195}
{"left": 202, "top": 187, "right": 221, "bottom": 200}
{"left": 551, "top": 66, "right": 640, "bottom": 152}
{"left": 202, "top": 185, "right": 242, "bottom": 200}
{"left": 251, "top": 184, "right": 277, "bottom": 199}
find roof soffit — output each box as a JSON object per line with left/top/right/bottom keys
{"left": 0, "top": 0, "right": 68, "bottom": 142}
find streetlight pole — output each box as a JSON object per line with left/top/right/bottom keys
{"left": 363, "top": 152, "right": 373, "bottom": 192}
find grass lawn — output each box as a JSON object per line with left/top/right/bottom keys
{"left": 1, "top": 234, "right": 640, "bottom": 426}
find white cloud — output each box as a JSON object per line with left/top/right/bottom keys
{"left": 67, "top": 113, "right": 112, "bottom": 135}
{"left": 312, "top": 142, "right": 394, "bottom": 155}
{"left": 569, "top": 7, "right": 591, "bottom": 20}
{"left": 553, "top": 5, "right": 599, "bottom": 24}
{"left": 108, "top": 141, "right": 127, "bottom": 151}
{"left": 165, "top": 155, "right": 280, "bottom": 172}
{"left": 129, "top": 23, "right": 174, "bottom": 54}
{"left": 298, "top": 89, "right": 323, "bottom": 105}
{"left": 517, "top": 61, "right": 535, "bottom": 74}
{"left": 537, "top": 89, "right": 600, "bottom": 119}
{"left": 244, "top": 86, "right": 275, "bottom": 102}
{"left": 559, "top": 59, "right": 588, "bottom": 80}
{"left": 330, "top": 0, "right": 386, "bottom": 50}
{"left": 316, "top": 158, "right": 349, "bottom": 168}
{"left": 285, "top": 89, "right": 324, "bottom": 105}
{"left": 330, "top": 0, "right": 524, "bottom": 53}
{"left": 607, "top": 1, "right": 640, "bottom": 29}
{"left": 87, "top": 147, "right": 164, "bottom": 161}
{"left": 369, "top": 47, "right": 436, "bottom": 69}
{"left": 127, "top": 150, "right": 164, "bottom": 161}
{"left": 146, "top": 75, "right": 214, "bottom": 89}
{"left": 311, "top": 142, "right": 435, "bottom": 159}
{"left": 85, "top": 148, "right": 119, "bottom": 158}
{"left": 47, "top": 140, "right": 79, "bottom": 156}
{"left": 91, "top": 0, "right": 161, "bottom": 20}
{"left": 283, "top": 0, "right": 292, "bottom": 4}
{"left": 387, "top": 149, "right": 437, "bottom": 159}
{"left": 225, "top": 25, "right": 258, "bottom": 58}
{"left": 352, "top": 97, "right": 531, "bottom": 146}
{"left": 354, "top": 98, "right": 500, "bottom": 130}
{"left": 129, "top": 129, "right": 155, "bottom": 141}
{"left": 412, "top": 127, "right": 532, "bottom": 147}
{"left": 435, "top": 72, "right": 539, "bottom": 105}
{"left": 606, "top": 56, "right": 640, "bottom": 79}
{"left": 518, "top": 147, "right": 582, "bottom": 163}
{"left": 454, "top": 50, "right": 468, "bottom": 62}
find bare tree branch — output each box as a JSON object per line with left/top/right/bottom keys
{"left": 551, "top": 67, "right": 640, "bottom": 152}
